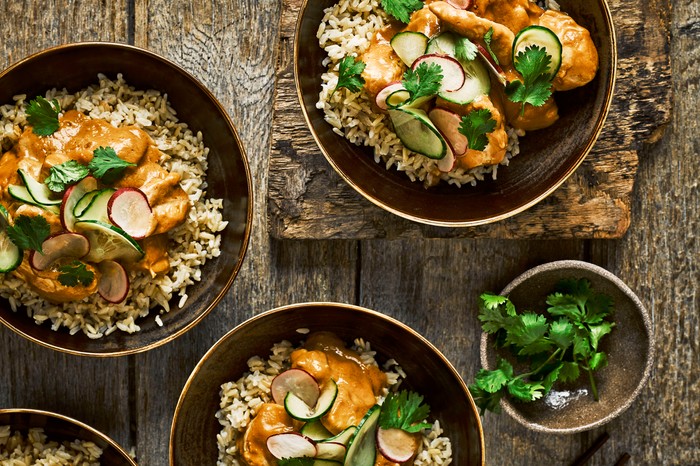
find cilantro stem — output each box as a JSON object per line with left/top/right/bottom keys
{"left": 586, "top": 366, "right": 599, "bottom": 401}
{"left": 518, "top": 348, "right": 562, "bottom": 380}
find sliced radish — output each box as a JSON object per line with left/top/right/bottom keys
{"left": 266, "top": 432, "right": 317, "bottom": 459}
{"left": 446, "top": 0, "right": 471, "bottom": 8}
{"left": 272, "top": 369, "right": 321, "bottom": 407}
{"left": 97, "top": 260, "right": 130, "bottom": 303}
{"left": 107, "top": 188, "right": 155, "bottom": 240}
{"left": 30, "top": 232, "right": 90, "bottom": 271}
{"left": 315, "top": 441, "right": 346, "bottom": 461}
{"left": 476, "top": 43, "right": 507, "bottom": 86}
{"left": 60, "top": 176, "right": 98, "bottom": 231}
{"left": 436, "top": 143, "right": 456, "bottom": 173}
{"left": 376, "top": 427, "right": 416, "bottom": 463}
{"left": 412, "top": 54, "right": 465, "bottom": 92}
{"left": 429, "top": 107, "right": 468, "bottom": 156}
{"left": 284, "top": 379, "right": 338, "bottom": 422}
{"left": 375, "top": 82, "right": 410, "bottom": 110}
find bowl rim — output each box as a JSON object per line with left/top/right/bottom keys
{"left": 293, "top": 0, "right": 618, "bottom": 227}
{"left": 0, "top": 407, "right": 138, "bottom": 464}
{"left": 0, "top": 41, "right": 254, "bottom": 357}
{"left": 169, "top": 301, "right": 486, "bottom": 465}
{"left": 479, "top": 260, "right": 655, "bottom": 434}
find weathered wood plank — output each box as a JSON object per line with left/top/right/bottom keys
{"left": 267, "top": 0, "right": 671, "bottom": 239}
{"left": 0, "top": 0, "right": 132, "bottom": 452}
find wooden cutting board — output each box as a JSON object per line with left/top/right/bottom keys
{"left": 268, "top": 0, "right": 671, "bottom": 239}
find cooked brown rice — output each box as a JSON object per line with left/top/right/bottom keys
{"left": 0, "top": 74, "right": 227, "bottom": 339}
{"left": 215, "top": 338, "right": 453, "bottom": 465}
{"left": 0, "top": 426, "right": 103, "bottom": 465}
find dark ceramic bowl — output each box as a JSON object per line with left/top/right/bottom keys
{"left": 480, "top": 260, "right": 653, "bottom": 433}
{"left": 0, "top": 408, "right": 136, "bottom": 465}
{"left": 295, "top": 1, "right": 616, "bottom": 226}
{"left": 0, "top": 43, "right": 252, "bottom": 356}
{"left": 170, "top": 302, "right": 485, "bottom": 465}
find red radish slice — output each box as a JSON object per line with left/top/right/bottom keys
{"left": 446, "top": 0, "right": 471, "bottom": 8}
{"left": 266, "top": 432, "right": 317, "bottom": 459}
{"left": 429, "top": 108, "right": 468, "bottom": 156}
{"left": 315, "top": 442, "right": 346, "bottom": 461}
{"left": 97, "top": 260, "right": 130, "bottom": 303}
{"left": 476, "top": 44, "right": 507, "bottom": 86}
{"left": 437, "top": 143, "right": 456, "bottom": 173}
{"left": 61, "top": 176, "right": 98, "bottom": 231}
{"left": 376, "top": 82, "right": 409, "bottom": 110}
{"left": 271, "top": 369, "right": 320, "bottom": 407}
{"left": 376, "top": 427, "right": 416, "bottom": 463}
{"left": 107, "top": 188, "right": 154, "bottom": 240}
{"left": 30, "top": 232, "right": 90, "bottom": 271}
{"left": 411, "top": 54, "right": 465, "bottom": 92}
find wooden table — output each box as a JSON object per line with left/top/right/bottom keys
{"left": 1, "top": 1, "right": 698, "bottom": 465}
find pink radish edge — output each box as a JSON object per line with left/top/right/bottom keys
{"left": 376, "top": 427, "right": 416, "bottom": 463}
{"left": 266, "top": 432, "right": 317, "bottom": 460}
{"left": 271, "top": 368, "right": 321, "bottom": 407}
{"left": 446, "top": 0, "right": 471, "bottom": 9}
{"left": 30, "top": 232, "right": 90, "bottom": 271}
{"left": 411, "top": 54, "right": 465, "bottom": 92}
{"left": 428, "top": 107, "right": 468, "bottom": 156}
{"left": 97, "top": 260, "right": 130, "bottom": 303}
{"left": 107, "top": 187, "right": 154, "bottom": 240}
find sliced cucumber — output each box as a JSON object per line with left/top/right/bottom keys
{"left": 301, "top": 421, "right": 333, "bottom": 441}
{"left": 74, "top": 220, "right": 144, "bottom": 263}
{"left": 0, "top": 205, "right": 22, "bottom": 273}
{"left": 343, "top": 405, "right": 380, "bottom": 466}
{"left": 73, "top": 190, "right": 100, "bottom": 217}
{"left": 285, "top": 379, "right": 338, "bottom": 422}
{"left": 512, "top": 25, "right": 562, "bottom": 79}
{"left": 8, "top": 185, "right": 60, "bottom": 215}
{"left": 62, "top": 176, "right": 98, "bottom": 232}
{"left": 77, "top": 188, "right": 115, "bottom": 223}
{"left": 426, "top": 31, "right": 460, "bottom": 56}
{"left": 388, "top": 108, "right": 447, "bottom": 159}
{"left": 17, "top": 169, "right": 62, "bottom": 205}
{"left": 438, "top": 57, "right": 490, "bottom": 105}
{"left": 390, "top": 31, "right": 428, "bottom": 67}
{"left": 316, "top": 442, "right": 346, "bottom": 462}
{"left": 322, "top": 426, "right": 357, "bottom": 446}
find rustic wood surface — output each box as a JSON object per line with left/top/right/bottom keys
{"left": 0, "top": 0, "right": 698, "bottom": 465}
{"left": 268, "top": 0, "right": 671, "bottom": 239}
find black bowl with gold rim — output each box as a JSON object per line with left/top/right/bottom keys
{"left": 295, "top": 0, "right": 616, "bottom": 226}
{"left": 0, "top": 408, "right": 137, "bottom": 465}
{"left": 170, "top": 302, "right": 485, "bottom": 465}
{"left": 0, "top": 42, "right": 252, "bottom": 356}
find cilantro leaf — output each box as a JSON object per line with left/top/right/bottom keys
{"left": 546, "top": 292, "right": 584, "bottom": 321}
{"left": 507, "top": 378, "right": 544, "bottom": 402}
{"left": 540, "top": 362, "right": 564, "bottom": 393}
{"left": 455, "top": 37, "right": 478, "bottom": 62}
{"left": 505, "top": 45, "right": 554, "bottom": 114}
{"left": 57, "top": 260, "right": 95, "bottom": 287}
{"left": 469, "top": 383, "right": 504, "bottom": 415}
{"left": 549, "top": 318, "right": 575, "bottom": 350}
{"left": 458, "top": 108, "right": 496, "bottom": 152}
{"left": 278, "top": 458, "right": 315, "bottom": 466}
{"left": 26, "top": 96, "right": 61, "bottom": 136}
{"left": 474, "top": 359, "right": 512, "bottom": 394}
{"left": 44, "top": 160, "right": 90, "bottom": 192}
{"left": 558, "top": 361, "right": 580, "bottom": 383}
{"left": 588, "top": 352, "right": 608, "bottom": 371}
{"left": 505, "top": 312, "right": 550, "bottom": 353}
{"left": 583, "top": 292, "right": 614, "bottom": 324}
{"left": 588, "top": 322, "right": 614, "bottom": 351}
{"left": 5, "top": 215, "right": 50, "bottom": 253}
{"left": 378, "top": 390, "right": 431, "bottom": 433}
{"left": 332, "top": 56, "right": 366, "bottom": 98}
{"left": 402, "top": 61, "right": 443, "bottom": 105}
{"left": 380, "top": 0, "right": 423, "bottom": 23}
{"left": 88, "top": 146, "right": 136, "bottom": 184}
{"left": 483, "top": 28, "right": 499, "bottom": 66}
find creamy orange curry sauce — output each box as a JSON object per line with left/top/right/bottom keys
{"left": 237, "top": 332, "right": 420, "bottom": 466}
{"left": 361, "top": 0, "right": 599, "bottom": 171}
{"left": 0, "top": 110, "right": 189, "bottom": 302}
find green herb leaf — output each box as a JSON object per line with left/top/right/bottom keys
{"left": 483, "top": 28, "right": 499, "bottom": 66}
{"left": 474, "top": 359, "right": 512, "bottom": 394}
{"left": 583, "top": 292, "right": 614, "bottom": 324}
{"left": 57, "top": 260, "right": 95, "bottom": 287}
{"left": 469, "top": 383, "right": 504, "bottom": 415}
{"left": 588, "top": 322, "right": 614, "bottom": 351}
{"left": 26, "top": 96, "right": 61, "bottom": 136}
{"left": 458, "top": 108, "right": 497, "bottom": 152}
{"left": 558, "top": 361, "right": 580, "bottom": 383}
{"left": 378, "top": 390, "right": 431, "bottom": 433}
{"left": 5, "top": 215, "right": 50, "bottom": 253}
{"left": 455, "top": 37, "right": 478, "bottom": 62}
{"left": 507, "top": 378, "right": 544, "bottom": 402}
{"left": 588, "top": 352, "right": 608, "bottom": 371}
{"left": 505, "top": 45, "right": 553, "bottom": 114}
{"left": 380, "top": 0, "right": 424, "bottom": 23}
{"left": 333, "top": 56, "right": 366, "bottom": 98}
{"left": 88, "top": 146, "right": 136, "bottom": 184}
{"left": 505, "top": 312, "right": 549, "bottom": 350}
{"left": 44, "top": 160, "right": 90, "bottom": 192}
{"left": 278, "top": 458, "right": 315, "bottom": 466}
{"left": 402, "top": 61, "right": 443, "bottom": 105}
{"left": 549, "top": 318, "right": 575, "bottom": 350}
{"left": 540, "top": 362, "right": 564, "bottom": 394}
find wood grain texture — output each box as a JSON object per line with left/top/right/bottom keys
{"left": 0, "top": 0, "right": 132, "bottom": 451}
{"left": 267, "top": 0, "right": 671, "bottom": 239}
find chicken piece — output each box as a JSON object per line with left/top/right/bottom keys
{"left": 538, "top": 10, "right": 599, "bottom": 91}
{"left": 14, "top": 204, "right": 62, "bottom": 234}
{"left": 471, "top": 0, "right": 544, "bottom": 33}
{"left": 237, "top": 403, "right": 296, "bottom": 466}
{"left": 404, "top": 5, "right": 441, "bottom": 37}
{"left": 429, "top": 1, "right": 515, "bottom": 66}
{"left": 13, "top": 260, "right": 99, "bottom": 303}
{"left": 360, "top": 33, "right": 405, "bottom": 99}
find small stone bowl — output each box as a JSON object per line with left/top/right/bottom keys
{"left": 480, "top": 260, "right": 654, "bottom": 433}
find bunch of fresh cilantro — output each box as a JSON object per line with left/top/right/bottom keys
{"left": 505, "top": 44, "right": 555, "bottom": 115}
{"left": 469, "top": 278, "right": 615, "bottom": 415}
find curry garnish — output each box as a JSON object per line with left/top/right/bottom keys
{"left": 483, "top": 27, "right": 500, "bottom": 66}
{"left": 459, "top": 109, "right": 497, "bottom": 152}
{"left": 6, "top": 215, "right": 50, "bottom": 253}
{"left": 378, "top": 390, "right": 432, "bottom": 433}
{"left": 332, "top": 56, "right": 366, "bottom": 98}
{"left": 380, "top": 0, "right": 423, "bottom": 24}
{"left": 469, "top": 279, "right": 615, "bottom": 415}
{"left": 455, "top": 37, "right": 478, "bottom": 62}
{"left": 88, "top": 146, "right": 136, "bottom": 184}
{"left": 57, "top": 260, "right": 95, "bottom": 287}
{"left": 45, "top": 160, "right": 90, "bottom": 192}
{"left": 26, "top": 96, "right": 62, "bottom": 136}
{"left": 402, "top": 61, "right": 443, "bottom": 106}
{"left": 505, "top": 44, "right": 554, "bottom": 115}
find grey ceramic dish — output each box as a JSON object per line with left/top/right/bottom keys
{"left": 480, "top": 260, "right": 654, "bottom": 433}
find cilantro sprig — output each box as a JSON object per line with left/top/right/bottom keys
{"left": 5, "top": 215, "right": 51, "bottom": 253}
{"left": 44, "top": 160, "right": 90, "bottom": 192}
{"left": 380, "top": 0, "right": 423, "bottom": 24}
{"left": 332, "top": 56, "right": 366, "bottom": 98}
{"left": 455, "top": 37, "right": 478, "bottom": 62}
{"left": 88, "top": 146, "right": 136, "bottom": 184}
{"left": 505, "top": 44, "right": 554, "bottom": 115}
{"left": 402, "top": 61, "right": 443, "bottom": 105}
{"left": 469, "top": 279, "right": 615, "bottom": 415}
{"left": 26, "top": 96, "right": 61, "bottom": 136}
{"left": 483, "top": 28, "right": 499, "bottom": 66}
{"left": 57, "top": 260, "right": 95, "bottom": 287}
{"left": 378, "top": 390, "right": 431, "bottom": 433}
{"left": 458, "top": 109, "right": 497, "bottom": 152}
